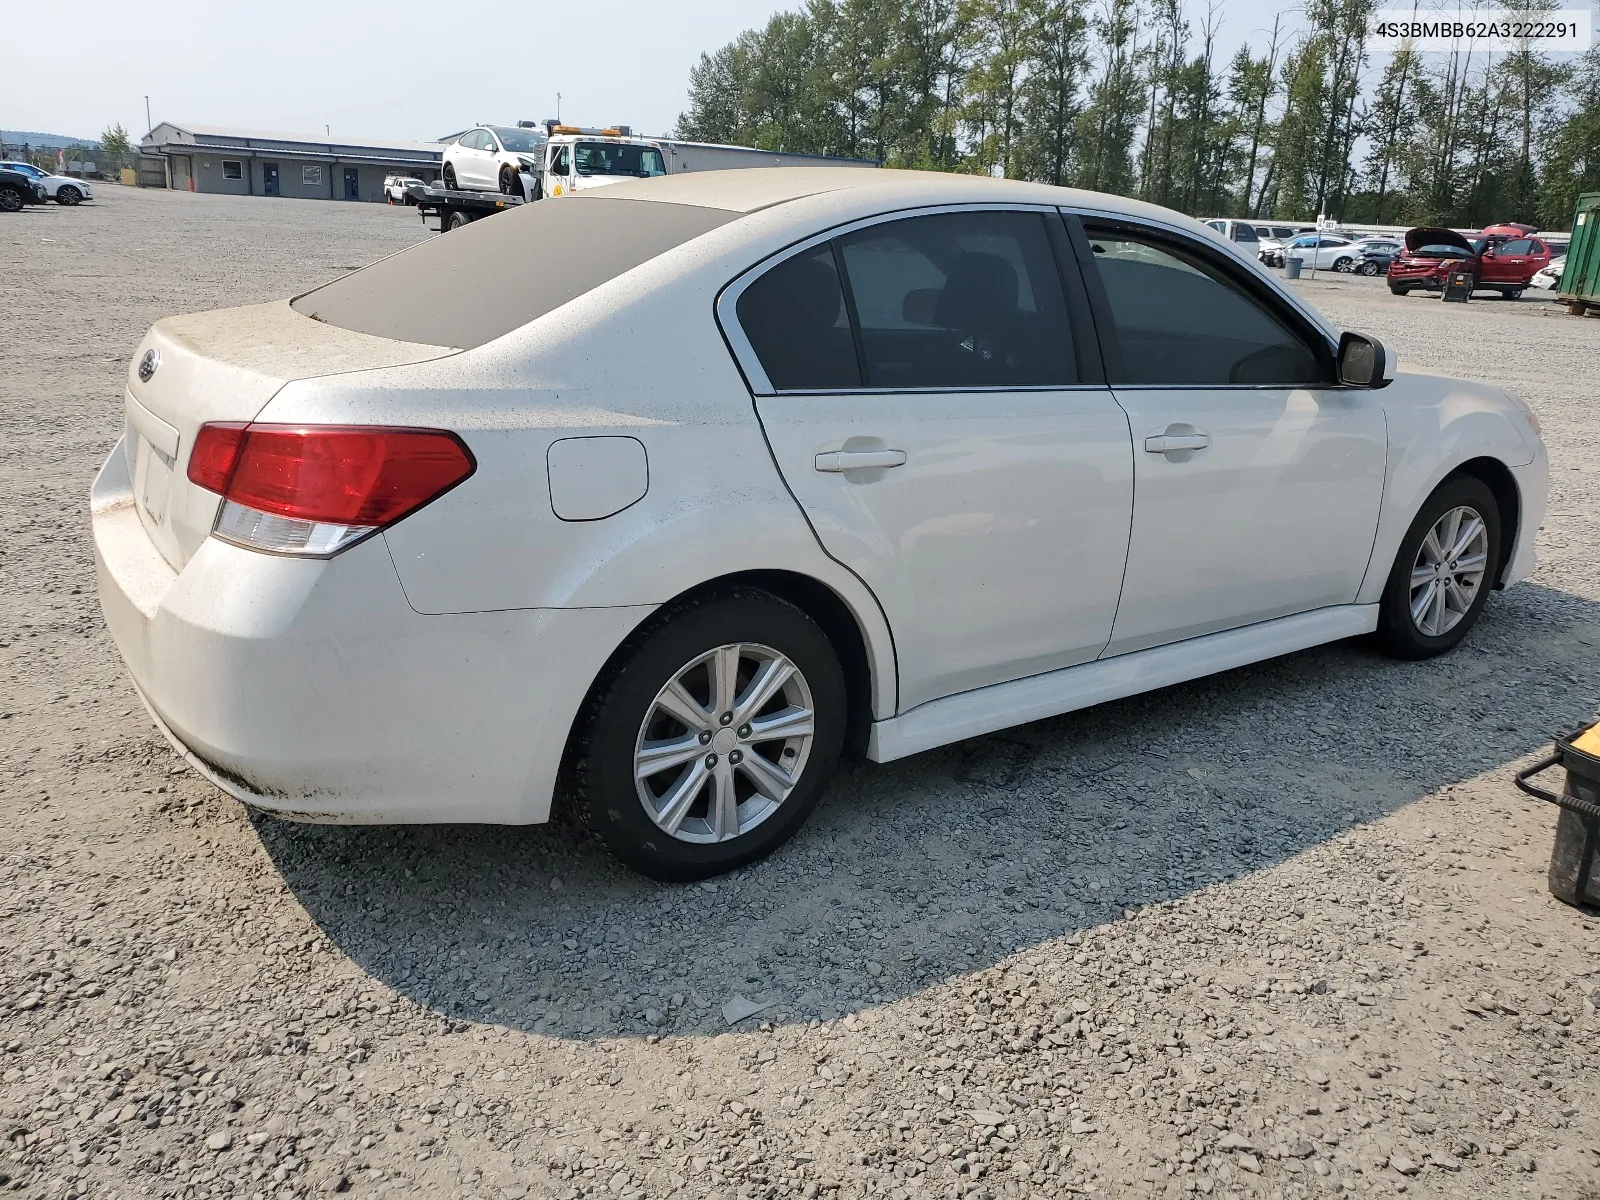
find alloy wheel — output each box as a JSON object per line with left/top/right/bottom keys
{"left": 633, "top": 642, "right": 816, "bottom": 844}
{"left": 1409, "top": 505, "right": 1489, "bottom": 637}
{"left": 0, "top": 188, "right": 21, "bottom": 213}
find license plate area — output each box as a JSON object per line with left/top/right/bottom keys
{"left": 124, "top": 394, "right": 181, "bottom": 530}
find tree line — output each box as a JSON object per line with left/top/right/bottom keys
{"left": 674, "top": 0, "right": 1600, "bottom": 230}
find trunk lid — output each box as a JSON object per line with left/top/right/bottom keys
{"left": 123, "top": 299, "right": 454, "bottom": 571}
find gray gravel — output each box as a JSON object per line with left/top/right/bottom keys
{"left": 2, "top": 187, "right": 1599, "bottom": 1200}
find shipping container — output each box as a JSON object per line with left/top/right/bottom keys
{"left": 1557, "top": 191, "right": 1600, "bottom": 314}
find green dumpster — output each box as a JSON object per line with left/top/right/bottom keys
{"left": 1557, "top": 190, "right": 1600, "bottom": 315}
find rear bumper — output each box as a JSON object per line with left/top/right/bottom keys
{"left": 91, "top": 439, "right": 652, "bottom": 824}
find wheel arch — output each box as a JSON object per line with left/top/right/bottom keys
{"left": 1444, "top": 455, "right": 1521, "bottom": 586}
{"left": 559, "top": 570, "right": 887, "bottom": 783}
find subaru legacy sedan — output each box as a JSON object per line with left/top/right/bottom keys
{"left": 92, "top": 169, "right": 1548, "bottom": 879}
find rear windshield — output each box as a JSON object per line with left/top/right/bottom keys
{"left": 290, "top": 197, "right": 735, "bottom": 349}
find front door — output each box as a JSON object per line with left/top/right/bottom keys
{"left": 262, "top": 162, "right": 279, "bottom": 196}
{"left": 1481, "top": 238, "right": 1537, "bottom": 286}
{"left": 343, "top": 167, "right": 359, "bottom": 200}
{"left": 733, "top": 208, "right": 1135, "bottom": 711}
{"left": 1075, "top": 219, "right": 1387, "bottom": 656}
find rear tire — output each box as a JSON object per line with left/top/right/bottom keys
{"left": 445, "top": 209, "right": 471, "bottom": 231}
{"left": 442, "top": 163, "right": 458, "bottom": 190}
{"left": 1358, "top": 260, "right": 1381, "bottom": 276}
{"left": 0, "top": 186, "right": 23, "bottom": 213}
{"left": 1333, "top": 256, "right": 1354, "bottom": 272}
{"left": 567, "top": 588, "right": 846, "bottom": 881}
{"left": 1375, "top": 476, "right": 1502, "bottom": 661}
{"left": 56, "top": 185, "right": 83, "bottom": 205}
{"left": 1502, "top": 288, "right": 1524, "bottom": 300}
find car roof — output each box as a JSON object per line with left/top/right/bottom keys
{"left": 582, "top": 166, "right": 1196, "bottom": 224}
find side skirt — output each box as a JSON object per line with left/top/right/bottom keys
{"left": 866, "top": 605, "right": 1380, "bottom": 763}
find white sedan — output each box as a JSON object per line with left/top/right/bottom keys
{"left": 1280, "top": 232, "right": 1364, "bottom": 271}
{"left": 92, "top": 169, "right": 1548, "bottom": 879}
{"left": 441, "top": 125, "right": 546, "bottom": 196}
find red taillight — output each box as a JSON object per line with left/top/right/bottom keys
{"left": 188, "top": 423, "right": 248, "bottom": 492}
{"left": 187, "top": 423, "right": 475, "bottom": 526}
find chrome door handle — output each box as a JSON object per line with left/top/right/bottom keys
{"left": 1143, "top": 431, "right": 1211, "bottom": 454}
{"left": 814, "top": 449, "right": 907, "bottom": 472}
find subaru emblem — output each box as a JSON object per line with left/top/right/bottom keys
{"left": 138, "top": 348, "right": 160, "bottom": 383}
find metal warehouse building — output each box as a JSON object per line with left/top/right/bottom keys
{"left": 138, "top": 122, "right": 442, "bottom": 201}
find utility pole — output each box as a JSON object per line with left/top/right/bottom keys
{"left": 144, "top": 95, "right": 152, "bottom": 135}
{"left": 557, "top": 92, "right": 562, "bottom": 122}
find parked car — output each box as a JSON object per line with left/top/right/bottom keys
{"left": 1352, "top": 237, "right": 1403, "bottom": 276}
{"left": 1530, "top": 255, "right": 1565, "bottom": 290}
{"left": 91, "top": 169, "right": 1547, "bottom": 880}
{"left": 383, "top": 175, "right": 426, "bottom": 204}
{"left": 1256, "top": 225, "right": 1319, "bottom": 267}
{"left": 0, "top": 167, "right": 49, "bottom": 212}
{"left": 1278, "top": 232, "right": 1363, "bottom": 271}
{"left": 441, "top": 125, "right": 548, "bottom": 196}
{"left": 1387, "top": 227, "right": 1553, "bottom": 298}
{"left": 0, "top": 161, "right": 89, "bottom": 205}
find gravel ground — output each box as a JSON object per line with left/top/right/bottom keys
{"left": 2, "top": 187, "right": 1599, "bottom": 1200}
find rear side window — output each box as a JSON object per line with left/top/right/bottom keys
{"left": 1082, "top": 225, "right": 1328, "bottom": 387}
{"left": 735, "top": 246, "right": 860, "bottom": 390}
{"left": 737, "top": 209, "right": 1078, "bottom": 392}
{"left": 291, "top": 197, "right": 735, "bottom": 349}
{"left": 837, "top": 210, "right": 1076, "bottom": 388}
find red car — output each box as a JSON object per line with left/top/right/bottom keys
{"left": 1387, "top": 226, "right": 1554, "bottom": 299}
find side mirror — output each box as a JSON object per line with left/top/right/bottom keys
{"left": 1338, "top": 331, "right": 1394, "bottom": 389}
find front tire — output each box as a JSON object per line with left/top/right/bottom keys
{"left": 568, "top": 588, "right": 846, "bottom": 881}
{"left": 498, "top": 165, "right": 517, "bottom": 195}
{"left": 1358, "top": 260, "right": 1381, "bottom": 276}
{"left": 56, "top": 185, "right": 83, "bottom": 205}
{"left": 1389, "top": 285, "right": 1411, "bottom": 296}
{"left": 1375, "top": 476, "right": 1502, "bottom": 660}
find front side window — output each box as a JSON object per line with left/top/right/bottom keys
{"left": 1498, "top": 239, "right": 1533, "bottom": 255}
{"left": 1082, "top": 225, "right": 1328, "bottom": 387}
{"left": 735, "top": 247, "right": 860, "bottom": 391}
{"left": 836, "top": 210, "right": 1077, "bottom": 388}
{"left": 575, "top": 142, "right": 666, "bottom": 178}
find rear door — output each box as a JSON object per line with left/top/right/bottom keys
{"left": 727, "top": 207, "right": 1135, "bottom": 711}
{"left": 1072, "top": 216, "right": 1387, "bottom": 656}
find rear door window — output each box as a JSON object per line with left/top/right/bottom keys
{"left": 1231, "top": 223, "right": 1259, "bottom": 243}
{"left": 835, "top": 210, "right": 1078, "bottom": 388}
{"left": 1081, "top": 224, "right": 1329, "bottom": 387}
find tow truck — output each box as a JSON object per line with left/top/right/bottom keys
{"left": 410, "top": 122, "right": 875, "bottom": 231}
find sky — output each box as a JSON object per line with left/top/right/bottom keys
{"left": 7, "top": 0, "right": 1594, "bottom": 147}
{"left": 10, "top": 0, "right": 1306, "bottom": 146}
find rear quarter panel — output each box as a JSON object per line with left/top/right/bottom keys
{"left": 253, "top": 213, "right": 903, "bottom": 717}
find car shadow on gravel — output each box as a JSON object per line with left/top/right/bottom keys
{"left": 256, "top": 581, "right": 1600, "bottom": 1041}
